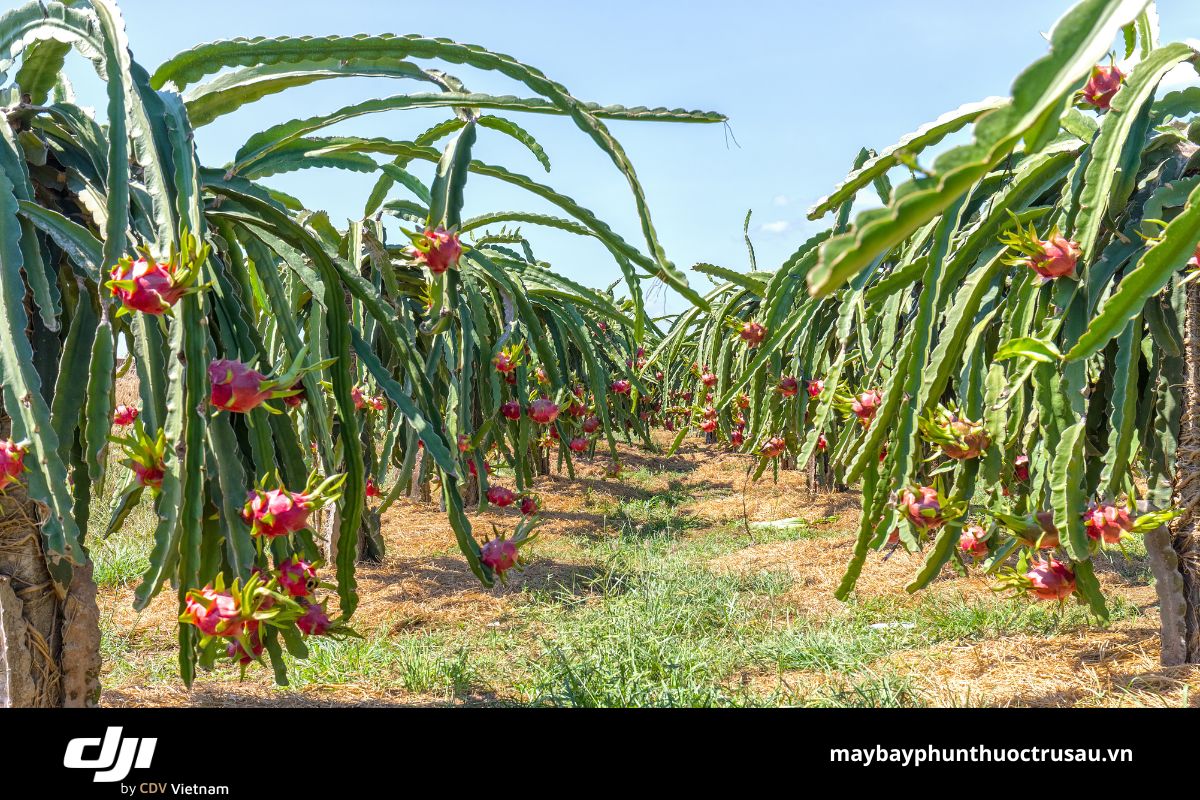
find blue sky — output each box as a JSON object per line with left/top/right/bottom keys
{"left": 69, "top": 1, "right": 1200, "bottom": 314}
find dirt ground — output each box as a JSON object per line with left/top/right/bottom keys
{"left": 95, "top": 434, "right": 1199, "bottom": 708}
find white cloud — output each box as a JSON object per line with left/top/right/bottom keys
{"left": 760, "top": 220, "right": 790, "bottom": 234}
{"left": 772, "top": 194, "right": 790, "bottom": 207}
{"left": 1158, "top": 61, "right": 1200, "bottom": 92}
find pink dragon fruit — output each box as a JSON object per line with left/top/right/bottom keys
{"left": 1016, "top": 511, "right": 1061, "bottom": 550}
{"left": 731, "top": 429, "right": 745, "bottom": 447}
{"left": 1026, "top": 558, "right": 1076, "bottom": 601}
{"left": 370, "top": 395, "right": 387, "bottom": 412}
{"left": 500, "top": 401, "right": 522, "bottom": 421}
{"left": 351, "top": 384, "right": 367, "bottom": 410}
{"left": 740, "top": 321, "right": 767, "bottom": 347}
{"left": 241, "top": 488, "right": 314, "bottom": 538}
{"left": 520, "top": 496, "right": 539, "bottom": 516}
{"left": 410, "top": 227, "right": 462, "bottom": 274}
{"left": 700, "top": 418, "right": 718, "bottom": 433}
{"left": 209, "top": 359, "right": 277, "bottom": 413}
{"left": 1079, "top": 63, "right": 1124, "bottom": 111}
{"left": 611, "top": 379, "right": 632, "bottom": 395}
{"left": 481, "top": 538, "right": 520, "bottom": 575}
{"left": 0, "top": 439, "right": 29, "bottom": 490}
{"left": 959, "top": 525, "right": 989, "bottom": 560}
{"left": 365, "top": 477, "right": 382, "bottom": 498}
{"left": 226, "top": 620, "right": 264, "bottom": 665}
{"left": 493, "top": 351, "right": 516, "bottom": 374}
{"left": 297, "top": 602, "right": 332, "bottom": 636}
{"left": 778, "top": 376, "right": 798, "bottom": 397}
{"left": 132, "top": 461, "right": 165, "bottom": 490}
{"left": 1083, "top": 502, "right": 1133, "bottom": 545}
{"left": 817, "top": 434, "right": 828, "bottom": 451}
{"left": 282, "top": 381, "right": 306, "bottom": 408}
{"left": 277, "top": 557, "right": 318, "bottom": 597}
{"left": 900, "top": 486, "right": 944, "bottom": 531}
{"left": 582, "top": 415, "right": 602, "bottom": 434}
{"left": 182, "top": 587, "right": 245, "bottom": 638}
{"left": 761, "top": 436, "right": 787, "bottom": 459}
{"left": 807, "top": 379, "right": 824, "bottom": 398}
{"left": 113, "top": 404, "right": 139, "bottom": 426}
{"left": 1013, "top": 454, "right": 1030, "bottom": 482}
{"left": 487, "top": 486, "right": 517, "bottom": 507}
{"left": 569, "top": 437, "right": 589, "bottom": 453}
{"left": 529, "top": 398, "right": 560, "bottom": 425}
{"left": 1027, "top": 233, "right": 1080, "bottom": 280}
{"left": 852, "top": 389, "right": 882, "bottom": 425}
{"left": 701, "top": 371, "right": 718, "bottom": 388}
{"left": 107, "top": 257, "right": 190, "bottom": 315}
{"left": 458, "top": 434, "right": 472, "bottom": 452}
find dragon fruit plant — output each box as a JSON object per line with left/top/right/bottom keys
{"left": 0, "top": 0, "right": 725, "bottom": 704}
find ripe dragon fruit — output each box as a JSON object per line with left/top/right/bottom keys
{"left": 493, "top": 351, "right": 516, "bottom": 373}
{"left": 113, "top": 424, "right": 167, "bottom": 493}
{"left": 209, "top": 359, "right": 284, "bottom": 413}
{"left": 281, "top": 380, "right": 306, "bottom": 408}
{"left": 520, "top": 496, "right": 540, "bottom": 516}
{"left": 731, "top": 429, "right": 745, "bottom": 447}
{"left": 701, "top": 371, "right": 718, "bottom": 388}
{"left": 410, "top": 227, "right": 462, "bottom": 274}
{"left": 1025, "top": 558, "right": 1076, "bottom": 601}
{"left": 113, "top": 404, "right": 139, "bottom": 426}
{"left": 468, "top": 459, "right": 490, "bottom": 478}
{"left": 900, "top": 486, "right": 944, "bottom": 531}
{"left": 777, "top": 376, "right": 798, "bottom": 397}
{"left": 481, "top": 537, "right": 520, "bottom": 575}
{"left": 922, "top": 407, "right": 990, "bottom": 460}
{"left": 582, "top": 415, "right": 602, "bottom": 434}
{"left": 735, "top": 393, "right": 750, "bottom": 410}
{"left": 761, "top": 436, "right": 787, "bottom": 459}
{"left": 1027, "top": 233, "right": 1080, "bottom": 280}
{"left": 369, "top": 395, "right": 387, "bottom": 412}
{"left": 1013, "top": 454, "right": 1030, "bottom": 482}
{"left": 500, "top": 401, "right": 522, "bottom": 421}
{"left": 106, "top": 256, "right": 191, "bottom": 315}
{"left": 365, "top": 477, "right": 382, "bottom": 498}
{"left": 182, "top": 587, "right": 246, "bottom": 638}
{"left": 351, "top": 384, "right": 367, "bottom": 410}
{"left": 487, "top": 486, "right": 517, "bottom": 507}
{"left": 817, "top": 434, "right": 828, "bottom": 451}
{"left": 740, "top": 320, "right": 767, "bottom": 347}
{"left": 242, "top": 488, "right": 315, "bottom": 538}
{"left": 226, "top": 621, "right": 264, "bottom": 665}
{"left": 611, "top": 379, "right": 632, "bottom": 395}
{"left": 0, "top": 439, "right": 28, "bottom": 490}
{"left": 700, "top": 418, "right": 718, "bottom": 433}
{"left": 529, "top": 398, "right": 560, "bottom": 425}
{"left": 1083, "top": 502, "right": 1133, "bottom": 545}
{"left": 851, "top": 389, "right": 882, "bottom": 425}
{"left": 277, "top": 557, "right": 318, "bottom": 598}
{"left": 133, "top": 461, "right": 166, "bottom": 490}
{"left": 959, "top": 525, "right": 989, "bottom": 561}
{"left": 1014, "top": 510, "right": 1061, "bottom": 549}
{"left": 297, "top": 601, "right": 332, "bottom": 636}
{"left": 569, "top": 437, "right": 589, "bottom": 453}
{"left": 806, "top": 379, "right": 824, "bottom": 398}
{"left": 1079, "top": 63, "right": 1124, "bottom": 110}
{"left": 458, "top": 434, "right": 472, "bottom": 452}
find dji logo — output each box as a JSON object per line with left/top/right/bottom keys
{"left": 64, "top": 727, "right": 157, "bottom": 783}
